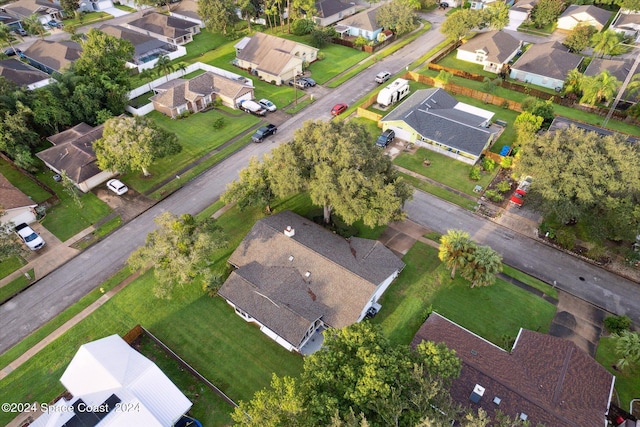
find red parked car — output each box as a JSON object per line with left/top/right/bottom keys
{"left": 331, "top": 103, "right": 348, "bottom": 115}
{"left": 510, "top": 188, "right": 526, "bottom": 207}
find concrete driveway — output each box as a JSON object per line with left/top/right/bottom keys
{"left": 550, "top": 291, "right": 607, "bottom": 356}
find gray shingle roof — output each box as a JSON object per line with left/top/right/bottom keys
{"left": 613, "top": 11, "right": 640, "bottom": 29}
{"left": 127, "top": 12, "right": 196, "bottom": 38}
{"left": 336, "top": 9, "right": 379, "bottom": 32}
{"left": 412, "top": 312, "right": 614, "bottom": 427}
{"left": 511, "top": 41, "right": 582, "bottom": 81}
{"left": 3, "top": 0, "right": 61, "bottom": 18}
{"left": 381, "top": 88, "right": 496, "bottom": 156}
{"left": 23, "top": 40, "right": 82, "bottom": 72}
{"left": 510, "top": 0, "right": 537, "bottom": 13}
{"left": 170, "top": 0, "right": 201, "bottom": 20}
{"left": 0, "top": 58, "right": 50, "bottom": 87}
{"left": 560, "top": 4, "right": 612, "bottom": 27}
{"left": 458, "top": 31, "right": 521, "bottom": 64}
{"left": 315, "top": 0, "right": 352, "bottom": 18}
{"left": 236, "top": 32, "right": 316, "bottom": 75}
{"left": 99, "top": 24, "right": 169, "bottom": 58}
{"left": 219, "top": 211, "right": 404, "bottom": 347}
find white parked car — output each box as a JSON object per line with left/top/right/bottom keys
{"left": 107, "top": 179, "right": 128, "bottom": 195}
{"left": 14, "top": 223, "right": 45, "bottom": 251}
{"left": 258, "top": 99, "right": 277, "bottom": 112}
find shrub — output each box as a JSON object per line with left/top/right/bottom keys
{"left": 555, "top": 228, "right": 575, "bottom": 250}
{"left": 496, "top": 180, "right": 511, "bottom": 193}
{"left": 482, "top": 158, "right": 496, "bottom": 172}
{"left": 500, "top": 156, "right": 513, "bottom": 169}
{"left": 353, "top": 36, "right": 368, "bottom": 47}
{"left": 604, "top": 315, "right": 632, "bottom": 334}
{"left": 212, "top": 117, "right": 226, "bottom": 129}
{"left": 539, "top": 221, "right": 555, "bottom": 239}
{"left": 291, "top": 18, "right": 315, "bottom": 35}
{"left": 485, "top": 189, "right": 503, "bottom": 202}
{"left": 469, "top": 166, "right": 481, "bottom": 181}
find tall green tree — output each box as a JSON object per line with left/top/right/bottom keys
{"left": 0, "top": 23, "right": 18, "bottom": 55}
{"left": 127, "top": 212, "right": 227, "bottom": 298}
{"left": 440, "top": 9, "right": 482, "bottom": 41}
{"left": 0, "top": 210, "right": 24, "bottom": 262}
{"left": 30, "top": 88, "right": 72, "bottom": 134}
{"left": 563, "top": 24, "right": 596, "bottom": 53}
{"left": 580, "top": 70, "right": 621, "bottom": 105}
{"left": 461, "top": 244, "right": 503, "bottom": 287}
{"left": 268, "top": 120, "right": 412, "bottom": 227}
{"left": 73, "top": 29, "right": 134, "bottom": 87}
{"left": 530, "top": 0, "right": 565, "bottom": 29}
{"left": 221, "top": 156, "right": 275, "bottom": 213}
{"left": 563, "top": 68, "right": 584, "bottom": 97}
{"left": 591, "top": 29, "right": 624, "bottom": 58}
{"left": 482, "top": 2, "right": 510, "bottom": 30}
{"left": 154, "top": 54, "right": 175, "bottom": 81}
{"left": 60, "top": 0, "right": 80, "bottom": 16}
{"left": 22, "top": 14, "right": 46, "bottom": 39}
{"left": 376, "top": 0, "right": 419, "bottom": 35}
{"left": 515, "top": 126, "right": 640, "bottom": 241}
{"left": 514, "top": 111, "right": 543, "bottom": 146}
{"left": 438, "top": 229, "right": 475, "bottom": 279}
{"left": 198, "top": 0, "right": 239, "bottom": 35}
{"left": 612, "top": 330, "right": 640, "bottom": 371}
{"left": 94, "top": 116, "right": 181, "bottom": 176}
{"left": 0, "top": 102, "right": 40, "bottom": 170}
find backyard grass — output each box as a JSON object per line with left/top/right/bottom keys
{"left": 596, "top": 337, "right": 639, "bottom": 409}
{"left": 124, "top": 109, "right": 260, "bottom": 194}
{"left": 0, "top": 255, "right": 26, "bottom": 280}
{"left": 0, "top": 268, "right": 33, "bottom": 303}
{"left": 394, "top": 148, "right": 497, "bottom": 196}
{"left": 437, "top": 52, "right": 496, "bottom": 79}
{"left": 374, "top": 242, "right": 556, "bottom": 347}
{"left": 502, "top": 265, "right": 558, "bottom": 300}
{"left": 36, "top": 173, "right": 112, "bottom": 241}
{"left": 0, "top": 157, "right": 52, "bottom": 202}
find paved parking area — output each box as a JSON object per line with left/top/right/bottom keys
{"left": 94, "top": 187, "right": 155, "bottom": 222}
{"left": 550, "top": 291, "right": 607, "bottom": 356}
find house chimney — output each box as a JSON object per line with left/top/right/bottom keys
{"left": 284, "top": 226, "right": 295, "bottom": 237}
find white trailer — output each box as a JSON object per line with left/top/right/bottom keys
{"left": 377, "top": 78, "right": 410, "bottom": 107}
{"left": 239, "top": 100, "right": 267, "bottom": 116}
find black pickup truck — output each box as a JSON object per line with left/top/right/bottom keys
{"left": 251, "top": 124, "right": 277, "bottom": 143}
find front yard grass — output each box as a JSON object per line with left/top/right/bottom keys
{"left": 394, "top": 148, "right": 496, "bottom": 196}
{"left": 0, "top": 269, "right": 33, "bottom": 303}
{"left": 596, "top": 337, "right": 639, "bottom": 409}
{"left": 36, "top": 173, "right": 112, "bottom": 241}
{"left": 0, "top": 255, "right": 26, "bottom": 280}
{"left": 400, "top": 174, "right": 479, "bottom": 211}
{"left": 502, "top": 265, "right": 558, "bottom": 299}
{"left": 0, "top": 158, "right": 52, "bottom": 203}
{"left": 375, "top": 242, "right": 556, "bottom": 347}
{"left": 125, "top": 109, "right": 260, "bottom": 194}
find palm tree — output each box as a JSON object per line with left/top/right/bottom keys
{"left": 438, "top": 229, "right": 475, "bottom": 280}
{"left": 624, "top": 74, "right": 640, "bottom": 101}
{"left": 461, "top": 245, "right": 503, "bottom": 288}
{"left": 580, "top": 71, "right": 621, "bottom": 105}
{"left": 22, "top": 14, "right": 46, "bottom": 40}
{"left": 612, "top": 330, "right": 640, "bottom": 371}
{"left": 563, "top": 69, "right": 584, "bottom": 97}
{"left": 0, "top": 23, "right": 17, "bottom": 55}
{"left": 591, "top": 30, "right": 621, "bottom": 58}
{"left": 154, "top": 55, "right": 175, "bottom": 82}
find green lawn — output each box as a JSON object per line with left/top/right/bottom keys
{"left": 502, "top": 265, "right": 558, "bottom": 299}
{"left": 437, "top": 52, "right": 496, "bottom": 79}
{"left": 63, "top": 11, "right": 112, "bottom": 27}
{"left": 0, "top": 255, "right": 26, "bottom": 280}
{"left": 374, "top": 242, "right": 556, "bottom": 347}
{"left": 394, "top": 148, "right": 496, "bottom": 196}
{"left": 123, "top": 109, "right": 260, "bottom": 193}
{"left": 36, "top": 173, "right": 112, "bottom": 241}
{"left": 0, "top": 269, "right": 33, "bottom": 303}
{"left": 0, "top": 157, "right": 52, "bottom": 203}
{"left": 596, "top": 337, "right": 640, "bottom": 409}
{"left": 400, "top": 173, "right": 479, "bottom": 211}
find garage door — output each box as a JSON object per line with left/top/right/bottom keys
{"left": 388, "top": 126, "right": 412, "bottom": 142}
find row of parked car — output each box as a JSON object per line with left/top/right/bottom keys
{"left": 288, "top": 77, "right": 316, "bottom": 90}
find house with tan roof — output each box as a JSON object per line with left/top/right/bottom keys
{"left": 218, "top": 210, "right": 405, "bottom": 354}
{"left": 22, "top": 39, "right": 82, "bottom": 75}
{"left": 334, "top": 9, "right": 382, "bottom": 41}
{"left": 234, "top": 32, "right": 318, "bottom": 85}
{"left": 557, "top": 4, "right": 612, "bottom": 31}
{"left": 37, "top": 123, "right": 115, "bottom": 193}
{"left": 170, "top": 0, "right": 203, "bottom": 27}
{"left": 0, "top": 173, "right": 38, "bottom": 226}
{"left": 457, "top": 31, "right": 522, "bottom": 74}
{"left": 313, "top": 0, "right": 357, "bottom": 26}
{"left": 412, "top": 312, "right": 615, "bottom": 427}
{"left": 1, "top": 0, "right": 62, "bottom": 24}
{"left": 150, "top": 71, "right": 254, "bottom": 118}
{"left": 125, "top": 12, "right": 200, "bottom": 45}
{"left": 510, "top": 41, "right": 583, "bottom": 90}
{"left": 0, "top": 58, "right": 51, "bottom": 89}
{"left": 611, "top": 9, "right": 640, "bottom": 42}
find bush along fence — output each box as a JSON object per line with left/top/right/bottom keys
{"left": 331, "top": 34, "right": 397, "bottom": 53}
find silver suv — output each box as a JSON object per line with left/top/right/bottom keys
{"left": 375, "top": 71, "right": 391, "bottom": 84}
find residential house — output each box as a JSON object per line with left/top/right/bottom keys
{"left": 22, "top": 39, "right": 82, "bottom": 75}
{"left": 380, "top": 88, "right": 497, "bottom": 165}
{"left": 234, "top": 32, "right": 318, "bottom": 85}
{"left": 0, "top": 59, "right": 52, "bottom": 89}
{"left": 334, "top": 9, "right": 382, "bottom": 41}
{"left": 1, "top": 0, "right": 63, "bottom": 25}
{"left": 170, "top": 0, "right": 203, "bottom": 27}
{"left": 506, "top": 0, "right": 536, "bottom": 31}
{"left": 557, "top": 4, "right": 612, "bottom": 32}
{"left": 412, "top": 312, "right": 615, "bottom": 427}
{"left": 36, "top": 123, "right": 115, "bottom": 193}
{"left": 313, "top": 0, "right": 357, "bottom": 26}
{"left": 29, "top": 335, "right": 192, "bottom": 427}
{"left": 456, "top": 30, "right": 522, "bottom": 74}
{"left": 548, "top": 117, "right": 640, "bottom": 144}
{"left": 0, "top": 173, "right": 38, "bottom": 226}
{"left": 0, "top": 12, "right": 24, "bottom": 32}
{"left": 99, "top": 24, "right": 185, "bottom": 71}
{"left": 509, "top": 41, "right": 583, "bottom": 90}
{"left": 470, "top": 0, "right": 498, "bottom": 10}
{"left": 151, "top": 71, "right": 254, "bottom": 118}
{"left": 584, "top": 57, "right": 640, "bottom": 103}
{"left": 611, "top": 9, "right": 640, "bottom": 42}
{"left": 218, "top": 210, "right": 405, "bottom": 354}
{"left": 125, "top": 12, "right": 200, "bottom": 45}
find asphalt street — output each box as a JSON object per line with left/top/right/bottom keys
{"left": 0, "top": 16, "right": 448, "bottom": 354}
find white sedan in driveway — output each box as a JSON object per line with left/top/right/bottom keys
{"left": 107, "top": 179, "right": 128, "bottom": 195}
{"left": 258, "top": 99, "right": 277, "bottom": 112}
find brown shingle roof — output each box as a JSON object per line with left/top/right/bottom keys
{"left": 0, "top": 58, "right": 50, "bottom": 87}
{"left": 315, "top": 0, "right": 352, "bottom": 18}
{"left": 23, "top": 39, "right": 82, "bottom": 72}
{"left": 584, "top": 58, "right": 640, "bottom": 102}
{"left": 459, "top": 31, "right": 521, "bottom": 64}
{"left": 219, "top": 211, "right": 405, "bottom": 347}
{"left": 37, "top": 123, "right": 104, "bottom": 184}
{"left": 411, "top": 313, "right": 615, "bottom": 427}
{"left": 2, "top": 0, "right": 61, "bottom": 18}
{"left": 0, "top": 173, "right": 36, "bottom": 210}
{"left": 151, "top": 72, "right": 253, "bottom": 109}
{"left": 127, "top": 12, "right": 196, "bottom": 38}
{"left": 511, "top": 41, "right": 582, "bottom": 80}
{"left": 170, "top": 0, "right": 201, "bottom": 21}
{"left": 236, "top": 32, "right": 316, "bottom": 75}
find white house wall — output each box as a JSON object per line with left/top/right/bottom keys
{"left": 457, "top": 49, "right": 483, "bottom": 65}
{"left": 2, "top": 207, "right": 37, "bottom": 227}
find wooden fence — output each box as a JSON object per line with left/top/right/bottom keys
{"left": 332, "top": 34, "right": 397, "bottom": 53}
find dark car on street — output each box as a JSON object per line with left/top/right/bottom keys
{"left": 376, "top": 129, "right": 395, "bottom": 147}
{"left": 251, "top": 124, "right": 277, "bottom": 142}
